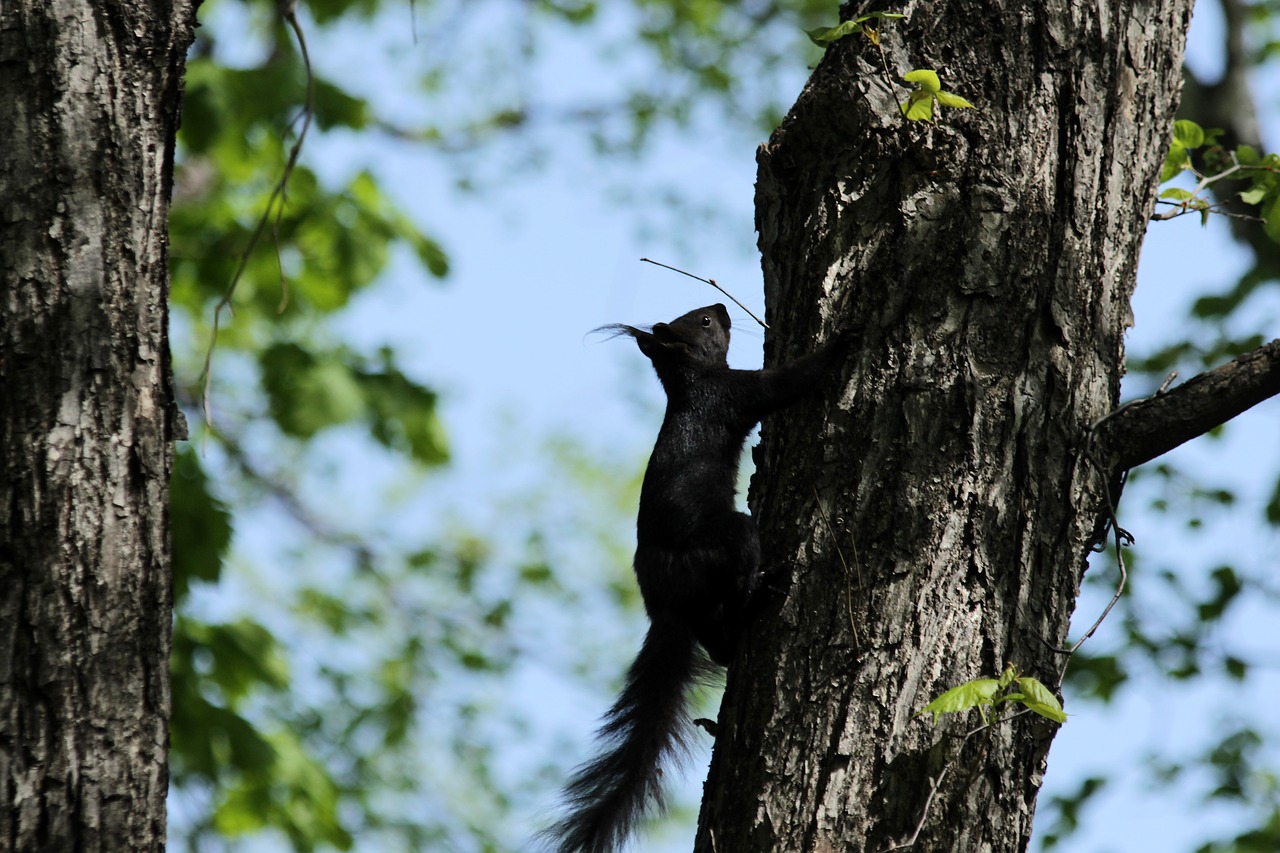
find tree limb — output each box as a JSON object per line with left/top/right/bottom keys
{"left": 1104, "top": 337, "right": 1280, "bottom": 470}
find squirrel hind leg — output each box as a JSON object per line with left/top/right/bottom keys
{"left": 694, "top": 611, "right": 735, "bottom": 665}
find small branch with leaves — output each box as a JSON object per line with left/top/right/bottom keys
{"left": 916, "top": 663, "right": 1066, "bottom": 729}
{"left": 888, "top": 335, "right": 1280, "bottom": 848}
{"left": 1154, "top": 119, "right": 1280, "bottom": 233}
{"left": 807, "top": 11, "right": 976, "bottom": 124}
{"left": 882, "top": 664, "right": 1064, "bottom": 852}
{"left": 200, "top": 0, "right": 315, "bottom": 427}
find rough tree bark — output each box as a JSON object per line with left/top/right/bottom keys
{"left": 0, "top": 2, "right": 197, "bottom": 850}
{"left": 691, "top": 2, "right": 1280, "bottom": 851}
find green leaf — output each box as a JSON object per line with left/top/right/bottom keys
{"left": 359, "top": 362, "right": 449, "bottom": 465}
{"left": 412, "top": 232, "right": 450, "bottom": 277}
{"left": 1160, "top": 143, "right": 1189, "bottom": 182}
{"left": 1236, "top": 144, "right": 1261, "bottom": 166}
{"left": 519, "top": 561, "right": 554, "bottom": 584}
{"left": 1016, "top": 677, "right": 1067, "bottom": 723}
{"left": 1159, "top": 187, "right": 1194, "bottom": 201}
{"left": 806, "top": 20, "right": 863, "bottom": 45}
{"left": 260, "top": 343, "right": 450, "bottom": 463}
{"left": 1062, "top": 651, "right": 1128, "bottom": 702}
{"left": 223, "top": 712, "right": 277, "bottom": 773}
{"left": 171, "top": 447, "right": 232, "bottom": 599}
{"left": 1173, "top": 119, "right": 1205, "bottom": 149}
{"left": 1263, "top": 193, "right": 1280, "bottom": 244}
{"left": 904, "top": 69, "right": 942, "bottom": 93}
{"left": 313, "top": 78, "right": 370, "bottom": 131}
{"left": 936, "top": 90, "right": 974, "bottom": 109}
{"left": 212, "top": 730, "right": 353, "bottom": 849}
{"left": 260, "top": 343, "right": 367, "bottom": 438}
{"left": 1267, "top": 477, "right": 1280, "bottom": 525}
{"left": 917, "top": 678, "right": 1000, "bottom": 723}
{"left": 900, "top": 91, "right": 934, "bottom": 122}
{"left": 1197, "top": 565, "right": 1243, "bottom": 622}
{"left": 203, "top": 619, "right": 291, "bottom": 699}
{"left": 1239, "top": 186, "right": 1268, "bottom": 205}
{"left": 1224, "top": 656, "right": 1248, "bottom": 680}
{"left": 855, "top": 11, "right": 906, "bottom": 21}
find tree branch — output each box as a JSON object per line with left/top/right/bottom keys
{"left": 1104, "top": 337, "right": 1280, "bottom": 470}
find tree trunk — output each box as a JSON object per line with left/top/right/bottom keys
{"left": 0, "top": 2, "right": 197, "bottom": 849}
{"left": 697, "top": 2, "right": 1194, "bottom": 851}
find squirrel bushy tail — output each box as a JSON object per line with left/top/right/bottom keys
{"left": 542, "top": 614, "right": 716, "bottom": 853}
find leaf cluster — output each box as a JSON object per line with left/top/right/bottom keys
{"left": 806, "top": 12, "right": 975, "bottom": 123}
{"left": 918, "top": 663, "right": 1066, "bottom": 727}
{"left": 165, "top": 1, "right": 480, "bottom": 847}
{"left": 1158, "top": 119, "right": 1280, "bottom": 240}
{"left": 898, "top": 68, "right": 974, "bottom": 122}
{"left": 805, "top": 11, "right": 904, "bottom": 47}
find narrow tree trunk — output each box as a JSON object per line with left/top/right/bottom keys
{"left": 0, "top": 2, "right": 197, "bottom": 849}
{"left": 697, "top": 2, "right": 1193, "bottom": 850}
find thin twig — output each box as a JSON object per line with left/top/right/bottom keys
{"left": 1087, "top": 370, "right": 1179, "bottom": 434}
{"left": 881, "top": 766, "right": 951, "bottom": 851}
{"left": 1053, "top": 456, "right": 1131, "bottom": 688}
{"left": 639, "top": 257, "right": 770, "bottom": 329}
{"left": 881, "top": 709, "right": 1033, "bottom": 851}
{"left": 1151, "top": 155, "right": 1278, "bottom": 222}
{"left": 872, "top": 35, "right": 905, "bottom": 122}
{"left": 1037, "top": 378, "right": 1168, "bottom": 674}
{"left": 894, "top": 386, "right": 1151, "bottom": 848}
{"left": 200, "top": 0, "right": 316, "bottom": 427}
{"left": 1151, "top": 199, "right": 1264, "bottom": 223}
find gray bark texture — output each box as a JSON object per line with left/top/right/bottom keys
{"left": 0, "top": 2, "right": 197, "bottom": 850}
{"left": 696, "top": 2, "right": 1194, "bottom": 851}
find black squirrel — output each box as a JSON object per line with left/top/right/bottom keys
{"left": 542, "top": 303, "right": 850, "bottom": 853}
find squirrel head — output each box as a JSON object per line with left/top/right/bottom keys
{"left": 596, "top": 304, "right": 731, "bottom": 370}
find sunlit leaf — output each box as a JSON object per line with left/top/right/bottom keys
{"left": 1236, "top": 143, "right": 1261, "bottom": 166}
{"left": 806, "top": 20, "right": 864, "bottom": 45}
{"left": 1173, "top": 119, "right": 1205, "bottom": 149}
{"left": 903, "top": 69, "right": 941, "bottom": 93}
{"left": 171, "top": 447, "right": 232, "bottom": 598}
{"left": 917, "top": 678, "right": 1000, "bottom": 723}
{"left": 1263, "top": 193, "right": 1280, "bottom": 243}
{"left": 1160, "top": 143, "right": 1188, "bottom": 182}
{"left": 900, "top": 91, "right": 934, "bottom": 121}
{"left": 1016, "top": 677, "right": 1067, "bottom": 723}
{"left": 936, "top": 90, "right": 974, "bottom": 109}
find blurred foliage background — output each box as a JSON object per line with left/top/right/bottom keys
{"left": 168, "top": 1, "right": 1280, "bottom": 851}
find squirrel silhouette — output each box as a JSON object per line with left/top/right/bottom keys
{"left": 542, "top": 303, "right": 851, "bottom": 853}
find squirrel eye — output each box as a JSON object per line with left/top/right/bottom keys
{"left": 701, "top": 316, "right": 711, "bottom": 327}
